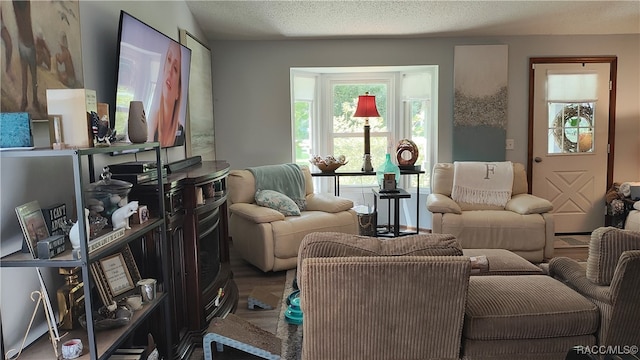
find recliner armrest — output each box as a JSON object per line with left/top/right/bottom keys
{"left": 426, "top": 193, "right": 461, "bottom": 214}
{"left": 505, "top": 194, "right": 553, "bottom": 215}
{"left": 305, "top": 193, "right": 353, "bottom": 213}
{"left": 549, "top": 257, "right": 611, "bottom": 304}
{"left": 229, "top": 203, "right": 285, "bottom": 223}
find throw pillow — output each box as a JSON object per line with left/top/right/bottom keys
{"left": 255, "top": 189, "right": 301, "bottom": 216}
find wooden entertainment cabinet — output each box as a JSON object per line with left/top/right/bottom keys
{"left": 131, "top": 160, "right": 238, "bottom": 360}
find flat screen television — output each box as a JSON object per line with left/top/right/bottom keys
{"left": 113, "top": 11, "right": 191, "bottom": 148}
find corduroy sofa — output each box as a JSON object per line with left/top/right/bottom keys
{"left": 427, "top": 162, "right": 555, "bottom": 262}
{"left": 227, "top": 164, "right": 358, "bottom": 272}
{"left": 298, "top": 230, "right": 640, "bottom": 360}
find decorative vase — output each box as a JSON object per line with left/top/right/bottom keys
{"left": 127, "top": 101, "right": 147, "bottom": 143}
{"left": 376, "top": 153, "right": 401, "bottom": 190}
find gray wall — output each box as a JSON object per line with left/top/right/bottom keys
{"left": 211, "top": 35, "right": 640, "bottom": 182}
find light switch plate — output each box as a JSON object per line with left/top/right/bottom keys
{"left": 506, "top": 139, "right": 514, "bottom": 150}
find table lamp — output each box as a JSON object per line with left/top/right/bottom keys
{"left": 353, "top": 92, "right": 380, "bottom": 172}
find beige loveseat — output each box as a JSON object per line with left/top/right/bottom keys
{"left": 427, "top": 162, "right": 555, "bottom": 262}
{"left": 227, "top": 164, "right": 357, "bottom": 272}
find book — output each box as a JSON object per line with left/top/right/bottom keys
{"left": 15, "top": 201, "right": 50, "bottom": 258}
{"left": 41, "top": 203, "right": 68, "bottom": 236}
{"left": 0, "top": 112, "right": 34, "bottom": 149}
{"left": 45, "top": 89, "right": 97, "bottom": 148}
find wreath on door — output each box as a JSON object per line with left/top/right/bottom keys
{"left": 552, "top": 104, "right": 594, "bottom": 153}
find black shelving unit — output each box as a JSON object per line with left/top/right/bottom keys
{"left": 0, "top": 143, "right": 172, "bottom": 360}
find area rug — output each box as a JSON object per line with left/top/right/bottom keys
{"left": 275, "top": 269, "right": 302, "bottom": 360}
{"left": 554, "top": 235, "right": 590, "bottom": 248}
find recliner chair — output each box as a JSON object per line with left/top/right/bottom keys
{"left": 227, "top": 164, "right": 357, "bottom": 272}
{"left": 427, "top": 162, "right": 554, "bottom": 262}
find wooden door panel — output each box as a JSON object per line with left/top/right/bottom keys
{"left": 529, "top": 59, "right": 615, "bottom": 234}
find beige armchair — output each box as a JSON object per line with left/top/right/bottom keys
{"left": 427, "top": 162, "right": 554, "bottom": 262}
{"left": 227, "top": 164, "right": 357, "bottom": 272}
{"left": 549, "top": 227, "right": 640, "bottom": 347}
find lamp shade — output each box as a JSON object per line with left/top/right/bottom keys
{"left": 353, "top": 93, "right": 381, "bottom": 118}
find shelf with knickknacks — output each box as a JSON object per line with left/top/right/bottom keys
{"left": 0, "top": 142, "right": 170, "bottom": 360}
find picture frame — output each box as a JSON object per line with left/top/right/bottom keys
{"left": 179, "top": 29, "right": 216, "bottom": 161}
{"left": 15, "top": 200, "right": 50, "bottom": 258}
{"left": 90, "top": 245, "right": 141, "bottom": 307}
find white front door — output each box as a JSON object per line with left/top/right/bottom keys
{"left": 530, "top": 61, "right": 613, "bottom": 233}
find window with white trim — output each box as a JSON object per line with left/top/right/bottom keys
{"left": 291, "top": 66, "right": 438, "bottom": 192}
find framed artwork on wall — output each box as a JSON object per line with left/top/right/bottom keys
{"left": 179, "top": 29, "right": 216, "bottom": 161}
{"left": 0, "top": 0, "right": 84, "bottom": 120}
{"left": 453, "top": 44, "right": 508, "bottom": 161}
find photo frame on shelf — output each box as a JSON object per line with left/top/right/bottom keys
{"left": 179, "top": 29, "right": 216, "bottom": 161}
{"left": 15, "top": 200, "right": 50, "bottom": 258}
{"left": 90, "top": 245, "right": 141, "bottom": 306}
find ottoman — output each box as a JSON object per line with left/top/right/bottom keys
{"left": 462, "top": 275, "right": 599, "bottom": 360}
{"left": 462, "top": 249, "right": 544, "bottom": 275}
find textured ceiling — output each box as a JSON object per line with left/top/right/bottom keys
{"left": 186, "top": 1, "right": 640, "bottom": 41}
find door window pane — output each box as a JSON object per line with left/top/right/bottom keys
{"left": 547, "top": 103, "right": 594, "bottom": 154}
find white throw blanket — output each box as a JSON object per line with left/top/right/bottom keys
{"left": 452, "top": 161, "right": 513, "bottom": 206}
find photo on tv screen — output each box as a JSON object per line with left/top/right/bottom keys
{"left": 114, "top": 11, "right": 191, "bottom": 148}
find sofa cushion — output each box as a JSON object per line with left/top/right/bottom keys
{"left": 228, "top": 165, "right": 314, "bottom": 205}
{"left": 442, "top": 210, "right": 547, "bottom": 252}
{"left": 431, "top": 162, "right": 528, "bottom": 198}
{"left": 587, "top": 226, "right": 640, "bottom": 285}
{"left": 255, "top": 189, "right": 301, "bottom": 216}
{"left": 298, "top": 232, "right": 463, "bottom": 269}
{"left": 505, "top": 194, "right": 554, "bottom": 215}
{"left": 462, "top": 249, "right": 544, "bottom": 275}
{"left": 297, "top": 232, "right": 464, "bottom": 290}
{"left": 228, "top": 169, "right": 257, "bottom": 204}
{"left": 464, "top": 275, "right": 599, "bottom": 340}
{"left": 305, "top": 193, "right": 353, "bottom": 213}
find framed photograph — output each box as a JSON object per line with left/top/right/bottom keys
{"left": 15, "top": 200, "right": 50, "bottom": 258}
{"left": 179, "top": 29, "right": 216, "bottom": 161}
{"left": 90, "top": 245, "right": 141, "bottom": 307}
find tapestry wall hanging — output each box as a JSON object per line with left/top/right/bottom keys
{"left": 453, "top": 45, "right": 508, "bottom": 161}
{"left": 1, "top": 0, "right": 83, "bottom": 120}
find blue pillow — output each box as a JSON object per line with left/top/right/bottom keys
{"left": 255, "top": 189, "right": 301, "bottom": 216}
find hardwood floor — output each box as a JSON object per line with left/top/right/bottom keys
{"left": 189, "top": 243, "right": 286, "bottom": 360}
{"left": 191, "top": 236, "right": 588, "bottom": 359}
